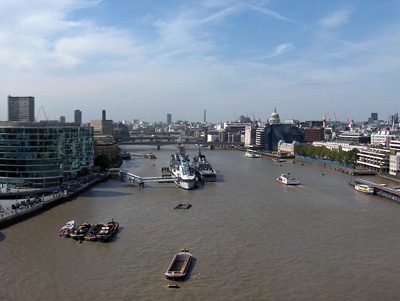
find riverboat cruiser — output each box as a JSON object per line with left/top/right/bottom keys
{"left": 59, "top": 220, "right": 75, "bottom": 238}
{"left": 277, "top": 174, "right": 300, "bottom": 185}
{"left": 245, "top": 151, "right": 262, "bottom": 158}
{"left": 96, "top": 220, "right": 119, "bottom": 242}
{"left": 170, "top": 144, "right": 196, "bottom": 190}
{"left": 165, "top": 249, "right": 193, "bottom": 280}
{"left": 355, "top": 184, "right": 374, "bottom": 194}
{"left": 70, "top": 222, "right": 92, "bottom": 240}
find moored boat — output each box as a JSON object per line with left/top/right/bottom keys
{"left": 245, "top": 151, "right": 262, "bottom": 158}
{"left": 170, "top": 143, "right": 196, "bottom": 190}
{"left": 191, "top": 146, "right": 217, "bottom": 182}
{"left": 277, "top": 174, "right": 300, "bottom": 185}
{"left": 96, "top": 220, "right": 119, "bottom": 242}
{"left": 84, "top": 223, "right": 105, "bottom": 241}
{"left": 165, "top": 249, "right": 193, "bottom": 280}
{"left": 70, "top": 222, "right": 92, "bottom": 240}
{"left": 355, "top": 184, "right": 374, "bottom": 194}
{"left": 59, "top": 220, "right": 75, "bottom": 238}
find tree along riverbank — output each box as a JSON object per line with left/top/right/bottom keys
{"left": 295, "top": 144, "right": 359, "bottom": 165}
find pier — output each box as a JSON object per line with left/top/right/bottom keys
{"left": 333, "top": 166, "right": 376, "bottom": 176}
{"left": 350, "top": 178, "right": 400, "bottom": 204}
{"left": 119, "top": 171, "right": 177, "bottom": 188}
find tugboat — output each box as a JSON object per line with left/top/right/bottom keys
{"left": 59, "top": 220, "right": 75, "bottom": 238}
{"left": 170, "top": 143, "right": 196, "bottom": 190}
{"left": 96, "top": 220, "right": 119, "bottom": 242}
{"left": 70, "top": 222, "right": 92, "bottom": 240}
{"left": 191, "top": 146, "right": 217, "bottom": 182}
{"left": 165, "top": 249, "right": 193, "bottom": 280}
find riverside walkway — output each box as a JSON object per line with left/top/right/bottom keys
{"left": 0, "top": 174, "right": 107, "bottom": 229}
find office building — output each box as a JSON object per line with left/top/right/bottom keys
{"left": 58, "top": 116, "right": 66, "bottom": 123}
{"left": 304, "top": 127, "right": 324, "bottom": 143}
{"left": 357, "top": 149, "right": 390, "bottom": 173}
{"left": 74, "top": 110, "right": 82, "bottom": 125}
{"left": 0, "top": 122, "right": 94, "bottom": 188}
{"left": 167, "top": 114, "right": 172, "bottom": 125}
{"left": 8, "top": 96, "right": 35, "bottom": 122}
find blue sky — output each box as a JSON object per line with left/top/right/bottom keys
{"left": 1, "top": 0, "right": 400, "bottom": 123}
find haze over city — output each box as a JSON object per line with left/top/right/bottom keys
{"left": 1, "top": 0, "right": 400, "bottom": 123}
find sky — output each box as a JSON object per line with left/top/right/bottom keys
{"left": 1, "top": 0, "right": 400, "bottom": 124}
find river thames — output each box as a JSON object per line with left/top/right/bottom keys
{"left": 1, "top": 146, "right": 400, "bottom": 300}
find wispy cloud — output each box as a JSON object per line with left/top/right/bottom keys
{"left": 319, "top": 9, "right": 352, "bottom": 28}
{"left": 268, "top": 43, "right": 295, "bottom": 58}
{"left": 248, "top": 4, "right": 296, "bottom": 23}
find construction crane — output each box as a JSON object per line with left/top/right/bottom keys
{"left": 333, "top": 111, "right": 338, "bottom": 122}
{"left": 36, "top": 105, "right": 48, "bottom": 122}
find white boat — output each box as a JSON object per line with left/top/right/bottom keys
{"left": 59, "top": 220, "right": 75, "bottom": 238}
{"left": 277, "top": 174, "right": 300, "bottom": 185}
{"left": 245, "top": 151, "right": 262, "bottom": 158}
{"left": 170, "top": 144, "right": 196, "bottom": 190}
{"left": 355, "top": 184, "right": 374, "bottom": 194}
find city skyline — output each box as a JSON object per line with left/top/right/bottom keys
{"left": 1, "top": 0, "right": 400, "bottom": 123}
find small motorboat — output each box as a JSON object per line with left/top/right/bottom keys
{"left": 165, "top": 249, "right": 193, "bottom": 280}
{"left": 96, "top": 220, "right": 119, "bottom": 242}
{"left": 59, "top": 220, "right": 75, "bottom": 238}
{"left": 70, "top": 222, "right": 92, "bottom": 240}
{"left": 84, "top": 223, "right": 105, "bottom": 241}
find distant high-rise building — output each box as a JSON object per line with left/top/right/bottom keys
{"left": 58, "top": 116, "right": 66, "bottom": 123}
{"left": 371, "top": 113, "right": 378, "bottom": 121}
{"left": 8, "top": 95, "right": 35, "bottom": 122}
{"left": 90, "top": 119, "right": 113, "bottom": 136}
{"left": 167, "top": 113, "right": 172, "bottom": 124}
{"left": 204, "top": 110, "right": 206, "bottom": 123}
{"left": 102, "top": 110, "right": 106, "bottom": 121}
{"left": 74, "top": 110, "right": 82, "bottom": 125}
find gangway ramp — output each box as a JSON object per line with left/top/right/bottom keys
{"left": 119, "top": 171, "right": 177, "bottom": 187}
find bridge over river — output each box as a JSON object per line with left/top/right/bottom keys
{"left": 118, "top": 136, "right": 243, "bottom": 148}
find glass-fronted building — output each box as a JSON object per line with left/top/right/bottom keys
{"left": 264, "top": 124, "right": 306, "bottom": 152}
{"left": 0, "top": 122, "right": 94, "bottom": 188}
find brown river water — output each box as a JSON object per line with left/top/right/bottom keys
{"left": 1, "top": 146, "right": 400, "bottom": 300}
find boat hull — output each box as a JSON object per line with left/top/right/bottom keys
{"left": 165, "top": 252, "right": 193, "bottom": 280}
{"left": 96, "top": 221, "right": 119, "bottom": 242}
{"left": 355, "top": 185, "right": 374, "bottom": 194}
{"left": 70, "top": 223, "right": 92, "bottom": 240}
{"left": 277, "top": 179, "right": 300, "bottom": 185}
{"left": 277, "top": 174, "right": 300, "bottom": 185}
{"left": 59, "top": 220, "right": 75, "bottom": 238}
{"left": 172, "top": 174, "right": 196, "bottom": 190}
{"left": 199, "top": 171, "right": 217, "bottom": 182}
